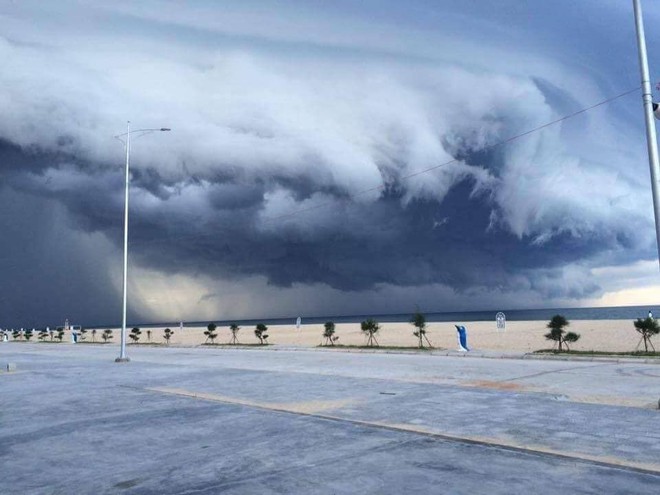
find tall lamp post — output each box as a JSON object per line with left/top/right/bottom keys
{"left": 114, "top": 121, "right": 171, "bottom": 362}
{"left": 633, "top": 0, "right": 660, "bottom": 267}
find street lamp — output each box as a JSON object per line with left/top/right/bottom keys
{"left": 114, "top": 121, "right": 171, "bottom": 362}
{"left": 633, "top": 0, "right": 660, "bottom": 268}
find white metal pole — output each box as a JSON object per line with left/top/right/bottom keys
{"left": 117, "top": 120, "right": 131, "bottom": 362}
{"left": 633, "top": 0, "right": 660, "bottom": 268}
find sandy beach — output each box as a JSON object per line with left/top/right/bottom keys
{"left": 64, "top": 319, "right": 655, "bottom": 353}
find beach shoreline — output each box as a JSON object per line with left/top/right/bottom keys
{"left": 32, "top": 319, "right": 653, "bottom": 354}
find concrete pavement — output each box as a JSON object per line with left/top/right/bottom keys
{"left": 1, "top": 343, "right": 659, "bottom": 494}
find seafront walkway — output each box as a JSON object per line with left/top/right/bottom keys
{"left": 1, "top": 344, "right": 659, "bottom": 494}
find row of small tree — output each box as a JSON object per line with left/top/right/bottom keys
{"left": 545, "top": 314, "right": 659, "bottom": 353}
{"left": 7, "top": 328, "right": 115, "bottom": 343}
{"left": 203, "top": 322, "right": 269, "bottom": 345}
{"left": 9, "top": 313, "right": 659, "bottom": 353}
{"left": 78, "top": 329, "right": 113, "bottom": 342}
{"left": 123, "top": 323, "right": 270, "bottom": 346}
{"left": 321, "top": 311, "right": 431, "bottom": 348}
{"left": 130, "top": 327, "right": 173, "bottom": 344}
{"left": 6, "top": 328, "right": 60, "bottom": 341}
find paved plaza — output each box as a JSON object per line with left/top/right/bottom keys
{"left": 1, "top": 344, "right": 659, "bottom": 494}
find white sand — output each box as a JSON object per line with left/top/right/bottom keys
{"left": 77, "top": 319, "right": 651, "bottom": 353}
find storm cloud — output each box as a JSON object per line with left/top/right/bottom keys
{"left": 1, "top": 0, "right": 658, "bottom": 327}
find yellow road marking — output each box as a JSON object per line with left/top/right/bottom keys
{"left": 146, "top": 386, "right": 660, "bottom": 476}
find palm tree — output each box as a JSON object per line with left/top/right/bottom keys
{"left": 361, "top": 319, "right": 380, "bottom": 347}
{"left": 229, "top": 324, "right": 240, "bottom": 344}
{"left": 255, "top": 323, "right": 269, "bottom": 345}
{"left": 38, "top": 329, "right": 49, "bottom": 341}
{"left": 633, "top": 317, "right": 659, "bottom": 352}
{"left": 204, "top": 322, "right": 218, "bottom": 344}
{"left": 91, "top": 329, "right": 97, "bottom": 342}
{"left": 410, "top": 310, "right": 432, "bottom": 348}
{"left": 164, "top": 328, "right": 174, "bottom": 345}
{"left": 102, "top": 329, "right": 113, "bottom": 342}
{"left": 544, "top": 315, "right": 580, "bottom": 352}
{"left": 146, "top": 329, "right": 152, "bottom": 342}
{"left": 323, "top": 321, "right": 338, "bottom": 346}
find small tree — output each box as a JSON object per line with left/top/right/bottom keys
{"left": 56, "top": 328, "right": 65, "bottom": 342}
{"left": 146, "top": 329, "right": 152, "bottom": 342}
{"left": 255, "top": 323, "right": 269, "bottom": 345}
{"left": 544, "top": 315, "right": 580, "bottom": 352}
{"left": 24, "top": 329, "right": 33, "bottom": 341}
{"left": 164, "top": 328, "right": 174, "bottom": 345}
{"left": 361, "top": 319, "right": 380, "bottom": 347}
{"left": 79, "top": 328, "right": 87, "bottom": 341}
{"left": 633, "top": 317, "right": 659, "bottom": 352}
{"left": 229, "top": 324, "right": 240, "bottom": 345}
{"left": 322, "top": 321, "right": 339, "bottom": 346}
{"left": 410, "top": 310, "right": 432, "bottom": 348}
{"left": 204, "top": 322, "right": 218, "bottom": 344}
{"left": 91, "top": 328, "right": 97, "bottom": 342}
{"left": 129, "top": 327, "right": 141, "bottom": 343}
{"left": 13, "top": 329, "right": 22, "bottom": 340}
{"left": 102, "top": 329, "right": 113, "bottom": 342}
{"left": 38, "top": 329, "right": 49, "bottom": 341}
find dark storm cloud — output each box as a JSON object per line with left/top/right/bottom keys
{"left": 2, "top": 134, "right": 648, "bottom": 305}
{"left": 1, "top": 0, "right": 659, "bottom": 326}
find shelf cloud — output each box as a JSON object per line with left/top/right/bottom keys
{"left": 0, "top": 0, "right": 657, "bottom": 326}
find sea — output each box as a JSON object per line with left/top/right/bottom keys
{"left": 125, "top": 304, "right": 657, "bottom": 330}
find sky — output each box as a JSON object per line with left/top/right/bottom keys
{"left": 2, "top": 0, "right": 660, "bottom": 327}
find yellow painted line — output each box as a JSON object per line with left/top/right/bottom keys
{"left": 146, "top": 386, "right": 660, "bottom": 476}
{"left": 148, "top": 387, "right": 356, "bottom": 414}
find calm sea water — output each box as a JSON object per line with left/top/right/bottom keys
{"left": 129, "top": 305, "right": 657, "bottom": 330}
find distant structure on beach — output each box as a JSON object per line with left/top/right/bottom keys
{"left": 296, "top": 316, "right": 302, "bottom": 329}
{"left": 496, "top": 312, "right": 506, "bottom": 331}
